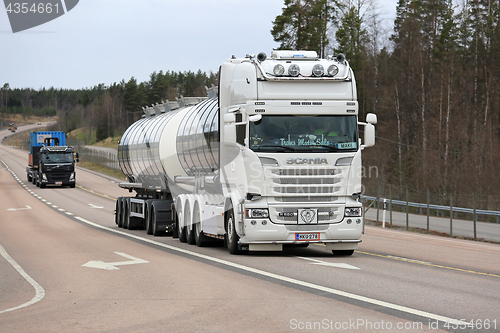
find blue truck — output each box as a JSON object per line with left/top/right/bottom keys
{"left": 26, "top": 131, "right": 79, "bottom": 188}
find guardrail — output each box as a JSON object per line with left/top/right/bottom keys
{"left": 78, "top": 147, "right": 121, "bottom": 172}
{"left": 363, "top": 195, "right": 500, "bottom": 241}
{"left": 364, "top": 195, "right": 500, "bottom": 221}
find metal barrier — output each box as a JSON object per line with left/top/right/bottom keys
{"left": 363, "top": 195, "right": 500, "bottom": 242}
{"left": 78, "top": 147, "right": 121, "bottom": 172}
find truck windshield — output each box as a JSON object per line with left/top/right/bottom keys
{"left": 249, "top": 115, "right": 358, "bottom": 152}
{"left": 43, "top": 152, "right": 74, "bottom": 163}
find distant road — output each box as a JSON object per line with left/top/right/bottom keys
{"left": 365, "top": 207, "right": 500, "bottom": 243}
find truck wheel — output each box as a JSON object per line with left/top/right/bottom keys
{"left": 194, "top": 205, "right": 208, "bottom": 247}
{"left": 40, "top": 182, "right": 46, "bottom": 189}
{"left": 70, "top": 184, "right": 75, "bottom": 188}
{"left": 27, "top": 173, "right": 32, "bottom": 182}
{"left": 332, "top": 250, "right": 354, "bottom": 256}
{"left": 226, "top": 208, "right": 241, "bottom": 254}
{"left": 32, "top": 176, "right": 36, "bottom": 185}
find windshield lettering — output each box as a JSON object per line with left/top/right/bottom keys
{"left": 250, "top": 115, "right": 358, "bottom": 152}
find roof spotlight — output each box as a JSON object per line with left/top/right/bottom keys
{"left": 327, "top": 64, "right": 339, "bottom": 76}
{"left": 273, "top": 64, "right": 285, "bottom": 76}
{"left": 288, "top": 64, "right": 300, "bottom": 77}
{"left": 312, "top": 64, "right": 324, "bottom": 77}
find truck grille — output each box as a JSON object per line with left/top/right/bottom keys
{"left": 266, "top": 166, "right": 345, "bottom": 223}
{"left": 270, "top": 167, "right": 343, "bottom": 202}
{"left": 47, "top": 173, "right": 71, "bottom": 182}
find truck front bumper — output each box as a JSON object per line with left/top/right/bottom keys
{"left": 238, "top": 217, "right": 363, "bottom": 250}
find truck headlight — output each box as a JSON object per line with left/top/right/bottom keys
{"left": 345, "top": 207, "right": 362, "bottom": 217}
{"left": 245, "top": 209, "right": 269, "bottom": 218}
{"left": 42, "top": 173, "right": 47, "bottom": 181}
{"left": 69, "top": 172, "right": 75, "bottom": 181}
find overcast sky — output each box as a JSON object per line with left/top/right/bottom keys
{"left": 1, "top": 0, "right": 398, "bottom": 90}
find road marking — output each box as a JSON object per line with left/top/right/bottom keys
{"left": 296, "top": 256, "right": 360, "bottom": 270}
{"left": 82, "top": 252, "right": 149, "bottom": 270}
{"left": 77, "top": 185, "right": 116, "bottom": 201}
{"left": 74, "top": 216, "right": 468, "bottom": 326}
{"left": 88, "top": 204, "right": 103, "bottom": 209}
{"left": 356, "top": 251, "right": 500, "bottom": 278}
{"left": 6, "top": 205, "right": 32, "bottom": 211}
{"left": 0, "top": 244, "right": 45, "bottom": 314}
{"left": 58, "top": 208, "right": 65, "bottom": 212}
{"left": 65, "top": 212, "right": 73, "bottom": 216}
{"left": 387, "top": 255, "right": 431, "bottom": 264}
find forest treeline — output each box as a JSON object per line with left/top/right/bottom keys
{"left": 0, "top": 70, "right": 217, "bottom": 141}
{"left": 2, "top": 0, "right": 500, "bottom": 207}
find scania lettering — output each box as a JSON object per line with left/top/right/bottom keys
{"left": 115, "top": 50, "right": 377, "bottom": 255}
{"left": 286, "top": 158, "right": 328, "bottom": 165}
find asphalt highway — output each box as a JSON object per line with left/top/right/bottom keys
{"left": 1, "top": 125, "right": 499, "bottom": 332}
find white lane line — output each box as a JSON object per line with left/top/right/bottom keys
{"left": 0, "top": 244, "right": 45, "bottom": 314}
{"left": 295, "top": 256, "right": 360, "bottom": 270}
{"left": 74, "top": 216, "right": 467, "bottom": 326}
{"left": 65, "top": 212, "right": 73, "bottom": 216}
{"left": 387, "top": 255, "right": 431, "bottom": 264}
{"left": 58, "top": 209, "right": 65, "bottom": 212}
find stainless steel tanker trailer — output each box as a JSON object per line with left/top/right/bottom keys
{"left": 115, "top": 50, "right": 377, "bottom": 255}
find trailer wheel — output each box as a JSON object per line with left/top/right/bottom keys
{"left": 332, "top": 250, "right": 354, "bottom": 256}
{"left": 172, "top": 207, "right": 179, "bottom": 239}
{"left": 145, "top": 204, "right": 153, "bottom": 235}
{"left": 178, "top": 210, "right": 187, "bottom": 243}
{"left": 185, "top": 205, "right": 195, "bottom": 245}
{"left": 27, "top": 173, "right": 32, "bottom": 182}
{"left": 115, "top": 198, "right": 122, "bottom": 226}
{"left": 226, "top": 208, "right": 241, "bottom": 254}
{"left": 122, "top": 200, "right": 129, "bottom": 229}
{"left": 194, "top": 205, "right": 208, "bottom": 247}
{"left": 151, "top": 205, "right": 165, "bottom": 236}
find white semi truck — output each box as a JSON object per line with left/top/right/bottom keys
{"left": 115, "top": 50, "right": 377, "bottom": 255}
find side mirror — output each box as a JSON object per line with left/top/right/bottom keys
{"left": 75, "top": 152, "right": 79, "bottom": 163}
{"left": 363, "top": 123, "right": 375, "bottom": 148}
{"left": 366, "top": 113, "right": 377, "bottom": 125}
